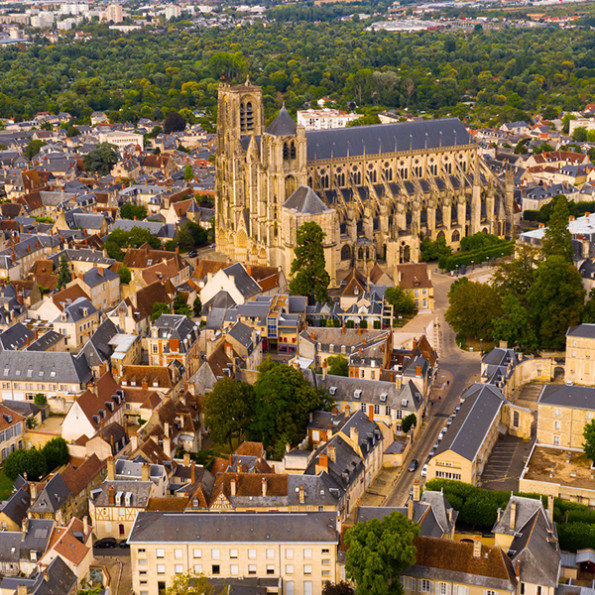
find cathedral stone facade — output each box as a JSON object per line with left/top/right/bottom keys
{"left": 215, "top": 80, "right": 514, "bottom": 285}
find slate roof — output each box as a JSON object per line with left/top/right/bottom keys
{"left": 59, "top": 297, "right": 97, "bottom": 323}
{"left": 305, "top": 118, "right": 471, "bottom": 161}
{"left": 26, "top": 330, "right": 64, "bottom": 352}
{"left": 434, "top": 383, "right": 505, "bottom": 462}
{"left": 265, "top": 106, "right": 297, "bottom": 136}
{"left": 0, "top": 350, "right": 92, "bottom": 384}
{"left": 223, "top": 263, "right": 262, "bottom": 299}
{"left": 538, "top": 384, "right": 595, "bottom": 411}
{"left": 33, "top": 555, "right": 77, "bottom": 595}
{"left": 152, "top": 314, "right": 199, "bottom": 350}
{"left": 227, "top": 321, "right": 254, "bottom": 352}
{"left": 90, "top": 480, "right": 153, "bottom": 508}
{"left": 0, "top": 486, "right": 30, "bottom": 526}
{"left": 129, "top": 511, "right": 338, "bottom": 543}
{"left": 0, "top": 531, "right": 21, "bottom": 562}
{"left": 29, "top": 474, "right": 71, "bottom": 514}
{"left": 283, "top": 185, "right": 330, "bottom": 214}
{"left": 0, "top": 322, "right": 35, "bottom": 350}
{"left": 567, "top": 323, "right": 595, "bottom": 339}
{"left": 79, "top": 317, "right": 120, "bottom": 367}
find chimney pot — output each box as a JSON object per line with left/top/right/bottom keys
{"left": 473, "top": 538, "right": 482, "bottom": 558}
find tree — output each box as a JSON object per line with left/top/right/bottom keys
{"left": 323, "top": 582, "right": 355, "bottom": 595}
{"left": 345, "top": 511, "right": 418, "bottom": 595}
{"left": 166, "top": 573, "right": 215, "bottom": 595}
{"left": 173, "top": 293, "right": 192, "bottom": 317}
{"left": 251, "top": 359, "right": 328, "bottom": 458}
{"left": 42, "top": 437, "right": 69, "bottom": 471}
{"left": 57, "top": 254, "right": 72, "bottom": 289}
{"left": 83, "top": 143, "right": 118, "bottom": 176}
{"left": 203, "top": 378, "right": 255, "bottom": 449}
{"left": 492, "top": 294, "right": 538, "bottom": 351}
{"left": 184, "top": 164, "right": 194, "bottom": 181}
{"left": 527, "top": 256, "right": 585, "bottom": 349}
{"left": 572, "top": 126, "right": 587, "bottom": 142}
{"left": 289, "top": 222, "right": 330, "bottom": 304}
{"left": 583, "top": 289, "right": 595, "bottom": 323}
{"left": 4, "top": 448, "right": 47, "bottom": 481}
{"left": 542, "top": 195, "right": 573, "bottom": 261}
{"left": 33, "top": 393, "right": 47, "bottom": 406}
{"left": 151, "top": 302, "right": 172, "bottom": 321}
{"left": 24, "top": 139, "right": 46, "bottom": 161}
{"left": 118, "top": 264, "right": 131, "bottom": 284}
{"left": 419, "top": 236, "right": 452, "bottom": 262}
{"left": 120, "top": 203, "right": 147, "bottom": 220}
{"left": 583, "top": 419, "right": 595, "bottom": 463}
{"left": 164, "top": 111, "right": 187, "bottom": 133}
{"left": 384, "top": 286, "right": 417, "bottom": 316}
{"left": 401, "top": 413, "right": 417, "bottom": 434}
{"left": 175, "top": 220, "right": 208, "bottom": 251}
{"left": 193, "top": 297, "right": 202, "bottom": 317}
{"left": 445, "top": 281, "right": 502, "bottom": 341}
{"left": 327, "top": 355, "right": 348, "bottom": 377}
{"left": 492, "top": 243, "right": 538, "bottom": 304}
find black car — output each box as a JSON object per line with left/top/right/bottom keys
{"left": 188, "top": 249, "right": 198, "bottom": 258}
{"left": 94, "top": 537, "right": 117, "bottom": 549}
{"left": 407, "top": 459, "right": 418, "bottom": 472}
{"left": 119, "top": 539, "right": 130, "bottom": 549}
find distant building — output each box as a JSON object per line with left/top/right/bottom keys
{"left": 296, "top": 108, "right": 361, "bottom": 131}
{"left": 565, "top": 324, "right": 595, "bottom": 386}
{"left": 105, "top": 4, "right": 123, "bottom": 23}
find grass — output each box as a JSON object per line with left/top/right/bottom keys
{"left": 0, "top": 468, "right": 15, "bottom": 501}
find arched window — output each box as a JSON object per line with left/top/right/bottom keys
{"left": 451, "top": 230, "right": 460, "bottom": 242}
{"left": 283, "top": 142, "right": 289, "bottom": 160}
{"left": 341, "top": 245, "right": 352, "bottom": 261}
{"left": 290, "top": 141, "right": 296, "bottom": 159}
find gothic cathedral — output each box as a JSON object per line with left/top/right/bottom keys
{"left": 215, "top": 80, "right": 514, "bottom": 285}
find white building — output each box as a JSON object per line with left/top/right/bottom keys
{"left": 30, "top": 12, "right": 55, "bottom": 28}
{"left": 296, "top": 108, "right": 362, "bottom": 131}
{"left": 105, "top": 4, "right": 123, "bottom": 23}
{"left": 164, "top": 5, "right": 182, "bottom": 19}
{"left": 98, "top": 131, "right": 143, "bottom": 150}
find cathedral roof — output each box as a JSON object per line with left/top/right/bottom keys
{"left": 305, "top": 117, "right": 471, "bottom": 161}
{"left": 283, "top": 186, "right": 330, "bottom": 215}
{"left": 265, "top": 106, "right": 297, "bottom": 136}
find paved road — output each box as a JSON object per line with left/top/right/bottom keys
{"left": 383, "top": 268, "right": 489, "bottom": 506}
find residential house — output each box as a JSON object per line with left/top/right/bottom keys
{"left": 395, "top": 262, "right": 434, "bottom": 312}
{"left": 0, "top": 485, "right": 30, "bottom": 531}
{"left": 52, "top": 297, "right": 100, "bottom": 350}
{"left": 565, "top": 324, "right": 595, "bottom": 386}
{"left": 200, "top": 263, "right": 265, "bottom": 307}
{"left": 0, "top": 404, "right": 25, "bottom": 461}
{"left": 128, "top": 511, "right": 339, "bottom": 595}
{"left": 123, "top": 245, "right": 190, "bottom": 287}
{"left": 67, "top": 266, "right": 120, "bottom": 311}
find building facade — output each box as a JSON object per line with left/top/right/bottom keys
{"left": 215, "top": 81, "right": 514, "bottom": 282}
{"left": 566, "top": 324, "right": 595, "bottom": 386}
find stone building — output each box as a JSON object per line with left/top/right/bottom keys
{"left": 215, "top": 80, "right": 514, "bottom": 283}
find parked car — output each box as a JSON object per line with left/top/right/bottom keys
{"left": 188, "top": 249, "right": 198, "bottom": 258}
{"left": 119, "top": 539, "right": 130, "bottom": 549}
{"left": 94, "top": 538, "right": 117, "bottom": 549}
{"left": 421, "top": 464, "right": 428, "bottom": 478}
{"left": 408, "top": 459, "right": 419, "bottom": 472}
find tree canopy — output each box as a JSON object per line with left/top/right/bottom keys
{"left": 57, "top": 254, "right": 72, "bottom": 290}
{"left": 384, "top": 286, "right": 417, "bottom": 316}
{"left": 583, "top": 419, "right": 595, "bottom": 463}
{"left": 83, "top": 142, "right": 118, "bottom": 176}
{"left": 327, "top": 354, "right": 349, "bottom": 377}
{"left": 542, "top": 195, "right": 573, "bottom": 261}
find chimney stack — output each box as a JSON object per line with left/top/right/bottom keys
{"left": 107, "top": 456, "right": 115, "bottom": 481}
{"left": 473, "top": 538, "right": 482, "bottom": 558}
{"left": 22, "top": 516, "right": 29, "bottom": 538}
{"left": 230, "top": 478, "right": 237, "bottom": 496}
{"left": 83, "top": 515, "right": 89, "bottom": 535}
{"left": 184, "top": 452, "right": 191, "bottom": 466}
{"left": 163, "top": 436, "right": 171, "bottom": 458}
{"left": 412, "top": 480, "right": 420, "bottom": 502}
{"left": 141, "top": 462, "right": 150, "bottom": 482}
{"left": 299, "top": 485, "right": 305, "bottom": 504}
{"left": 407, "top": 497, "right": 414, "bottom": 521}
{"left": 328, "top": 445, "right": 336, "bottom": 463}
{"left": 108, "top": 485, "right": 115, "bottom": 505}
{"left": 261, "top": 477, "right": 267, "bottom": 497}
{"left": 547, "top": 495, "right": 554, "bottom": 525}
{"left": 322, "top": 359, "right": 327, "bottom": 380}
{"left": 509, "top": 499, "right": 517, "bottom": 530}
{"left": 350, "top": 426, "right": 358, "bottom": 446}
{"left": 316, "top": 453, "right": 328, "bottom": 474}
{"left": 191, "top": 462, "right": 196, "bottom": 484}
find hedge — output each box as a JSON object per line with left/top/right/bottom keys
{"left": 438, "top": 241, "right": 515, "bottom": 272}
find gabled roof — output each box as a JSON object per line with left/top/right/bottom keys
{"left": 538, "top": 384, "right": 595, "bottom": 411}
{"left": 283, "top": 185, "right": 330, "bottom": 215}
{"left": 0, "top": 486, "right": 30, "bottom": 526}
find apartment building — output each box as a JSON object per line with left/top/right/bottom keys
{"left": 0, "top": 404, "right": 25, "bottom": 461}
{"left": 565, "top": 324, "right": 595, "bottom": 386}
{"left": 128, "top": 511, "right": 339, "bottom": 595}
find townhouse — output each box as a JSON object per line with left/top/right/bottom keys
{"left": 565, "top": 324, "right": 595, "bottom": 386}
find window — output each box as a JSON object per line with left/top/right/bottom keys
{"left": 248, "top": 549, "right": 256, "bottom": 559}
{"left": 266, "top": 548, "right": 275, "bottom": 559}
{"left": 230, "top": 564, "right": 239, "bottom": 576}
{"left": 266, "top": 565, "right": 275, "bottom": 575}
{"left": 303, "top": 548, "right": 312, "bottom": 559}
{"left": 286, "top": 582, "right": 294, "bottom": 595}
{"left": 554, "top": 421, "right": 560, "bottom": 430}
{"left": 156, "top": 564, "right": 165, "bottom": 574}
{"left": 437, "top": 583, "right": 451, "bottom": 595}
{"left": 230, "top": 549, "right": 238, "bottom": 559}
{"left": 374, "top": 404, "right": 380, "bottom": 414}
{"left": 420, "top": 579, "right": 432, "bottom": 593}
{"left": 211, "top": 549, "right": 220, "bottom": 560}
{"left": 212, "top": 565, "right": 220, "bottom": 575}
{"left": 453, "top": 587, "right": 468, "bottom": 595}
{"left": 537, "top": 587, "right": 542, "bottom": 595}
{"left": 193, "top": 564, "right": 202, "bottom": 574}
{"left": 285, "top": 564, "right": 294, "bottom": 574}
{"left": 386, "top": 405, "right": 391, "bottom": 416}
{"left": 156, "top": 549, "right": 165, "bottom": 559}
{"left": 248, "top": 564, "right": 257, "bottom": 575}
{"left": 520, "top": 584, "right": 525, "bottom": 595}
{"left": 303, "top": 564, "right": 312, "bottom": 574}
{"left": 175, "top": 565, "right": 183, "bottom": 574}
{"left": 304, "top": 581, "right": 312, "bottom": 595}
{"left": 285, "top": 548, "right": 294, "bottom": 559}
{"left": 554, "top": 435, "right": 560, "bottom": 446}
{"left": 193, "top": 549, "right": 202, "bottom": 558}
{"left": 402, "top": 577, "right": 415, "bottom": 591}
{"left": 555, "top": 408, "right": 561, "bottom": 417}
{"left": 174, "top": 549, "right": 182, "bottom": 559}
{"left": 138, "top": 559, "right": 147, "bottom": 566}
{"left": 484, "top": 591, "right": 497, "bottom": 595}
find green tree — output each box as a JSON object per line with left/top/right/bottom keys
{"left": 327, "top": 355, "right": 348, "bottom": 377}
{"left": 583, "top": 289, "right": 595, "bottom": 323}
{"left": 542, "top": 195, "right": 573, "bottom": 261}
{"left": 419, "top": 236, "right": 452, "bottom": 262}
{"left": 33, "top": 393, "right": 47, "bottom": 406}
{"left": 83, "top": 142, "right": 118, "bottom": 176}
{"left": 165, "top": 573, "right": 215, "bottom": 595}
{"left": 204, "top": 378, "right": 255, "bottom": 450}
{"left": 345, "top": 511, "right": 418, "bottom": 595}
{"left": 251, "top": 359, "right": 327, "bottom": 457}
{"left": 118, "top": 264, "right": 131, "bottom": 284}
{"left": 120, "top": 203, "right": 148, "bottom": 220}
{"left": 401, "top": 413, "right": 417, "bottom": 434}
{"left": 323, "top": 583, "right": 355, "bottom": 595}
{"left": 527, "top": 256, "right": 585, "bottom": 349}
{"left": 492, "top": 243, "right": 538, "bottom": 303}
{"left": 347, "top": 114, "right": 381, "bottom": 127}
{"left": 184, "top": 164, "right": 194, "bottom": 181}
{"left": 4, "top": 448, "right": 47, "bottom": 481}
{"left": 173, "top": 293, "right": 192, "bottom": 317}
{"left": 445, "top": 281, "right": 502, "bottom": 341}
{"left": 193, "top": 296, "right": 202, "bottom": 317}
{"left": 289, "top": 222, "right": 330, "bottom": 304}
{"left": 175, "top": 220, "right": 208, "bottom": 251}
{"left": 583, "top": 419, "right": 595, "bottom": 463}
{"left": 24, "top": 139, "right": 46, "bottom": 161}
{"left": 384, "top": 286, "right": 417, "bottom": 316}
{"left": 164, "top": 111, "right": 187, "bottom": 133}
{"left": 42, "top": 437, "right": 69, "bottom": 471}
{"left": 572, "top": 126, "right": 587, "bottom": 142}
{"left": 57, "top": 254, "right": 72, "bottom": 289}
{"left": 151, "top": 302, "right": 172, "bottom": 321}
{"left": 492, "top": 294, "right": 537, "bottom": 351}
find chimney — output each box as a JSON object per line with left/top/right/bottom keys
{"left": 108, "top": 485, "right": 115, "bottom": 505}
{"left": 407, "top": 497, "right": 414, "bottom": 521}
{"left": 350, "top": 426, "right": 358, "bottom": 446}
{"left": 43, "top": 569, "right": 50, "bottom": 583}
{"left": 17, "top": 585, "right": 27, "bottom": 595}
{"left": 509, "top": 499, "right": 517, "bottom": 530}
{"left": 412, "top": 480, "right": 420, "bottom": 502}
{"left": 261, "top": 477, "right": 267, "bottom": 497}
{"left": 107, "top": 456, "right": 115, "bottom": 481}
{"left": 164, "top": 422, "right": 170, "bottom": 437}
{"left": 395, "top": 374, "right": 402, "bottom": 389}
{"left": 30, "top": 482, "right": 37, "bottom": 500}
{"left": 184, "top": 452, "right": 190, "bottom": 466}
{"left": 515, "top": 560, "right": 521, "bottom": 579}
{"left": 415, "top": 365, "right": 422, "bottom": 377}
{"left": 141, "top": 377, "right": 148, "bottom": 390}
{"left": 22, "top": 516, "right": 29, "bottom": 538}
{"left": 473, "top": 537, "right": 482, "bottom": 558}
{"left": 496, "top": 507, "right": 502, "bottom": 523}
{"left": 230, "top": 478, "right": 237, "bottom": 496}
{"left": 163, "top": 436, "right": 171, "bottom": 458}
{"left": 169, "top": 338, "right": 180, "bottom": 352}
{"left": 548, "top": 495, "right": 554, "bottom": 525}
{"left": 299, "top": 485, "right": 305, "bottom": 504}
{"left": 328, "top": 445, "right": 336, "bottom": 463}
{"left": 141, "top": 462, "right": 150, "bottom": 482}
{"left": 316, "top": 453, "right": 328, "bottom": 474}
{"left": 191, "top": 462, "right": 196, "bottom": 484}
{"left": 322, "top": 359, "right": 327, "bottom": 379}
{"left": 83, "top": 515, "right": 88, "bottom": 535}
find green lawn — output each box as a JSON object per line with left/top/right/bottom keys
{"left": 0, "top": 469, "right": 14, "bottom": 501}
